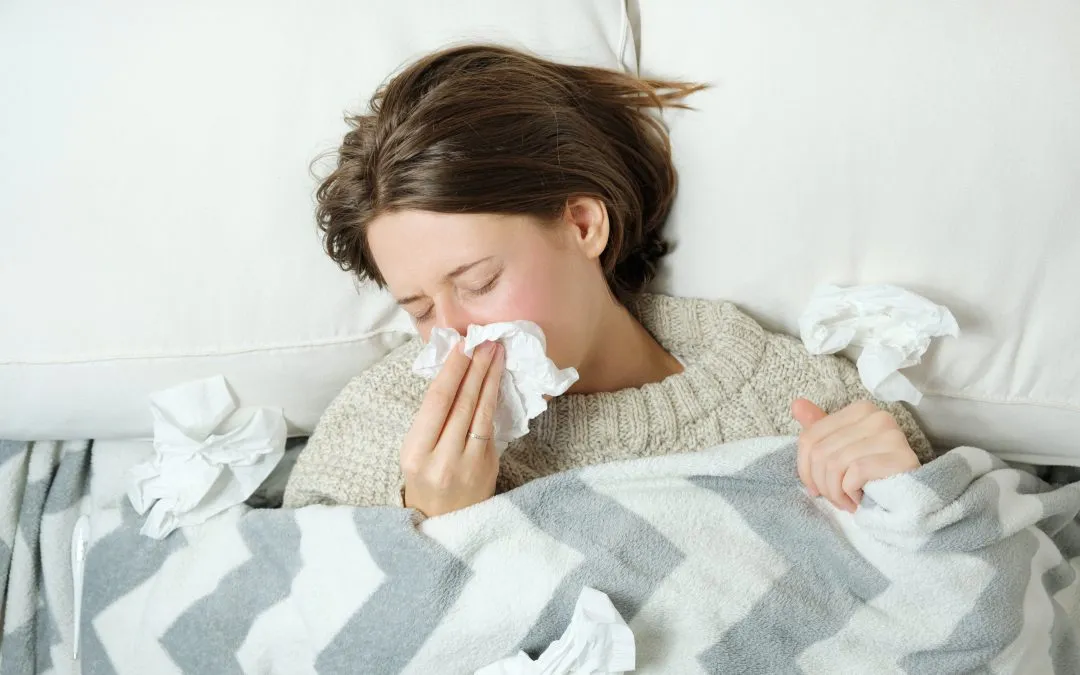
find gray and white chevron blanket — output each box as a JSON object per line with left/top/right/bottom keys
{"left": 1, "top": 440, "right": 90, "bottom": 675}
{"left": 4, "top": 435, "right": 1080, "bottom": 674}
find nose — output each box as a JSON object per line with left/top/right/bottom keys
{"left": 433, "top": 299, "right": 472, "bottom": 337}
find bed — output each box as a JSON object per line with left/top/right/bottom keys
{"left": 2, "top": 1, "right": 1079, "bottom": 673}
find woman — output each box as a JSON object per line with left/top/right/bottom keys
{"left": 284, "top": 44, "right": 934, "bottom": 517}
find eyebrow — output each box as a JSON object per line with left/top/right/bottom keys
{"left": 394, "top": 256, "right": 495, "bottom": 306}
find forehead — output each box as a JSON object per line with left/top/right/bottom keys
{"left": 369, "top": 210, "right": 509, "bottom": 252}
{"left": 367, "top": 210, "right": 541, "bottom": 286}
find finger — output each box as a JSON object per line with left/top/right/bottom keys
{"left": 796, "top": 434, "right": 817, "bottom": 497}
{"left": 829, "top": 438, "right": 900, "bottom": 510}
{"left": 440, "top": 341, "right": 498, "bottom": 452}
{"left": 406, "top": 343, "right": 471, "bottom": 450}
{"left": 809, "top": 408, "right": 894, "bottom": 462}
{"left": 809, "top": 432, "right": 859, "bottom": 510}
{"left": 794, "top": 399, "right": 828, "bottom": 496}
{"left": 824, "top": 449, "right": 863, "bottom": 513}
{"left": 851, "top": 488, "right": 864, "bottom": 507}
{"left": 810, "top": 442, "right": 831, "bottom": 507}
{"left": 841, "top": 430, "right": 918, "bottom": 495}
{"left": 799, "top": 400, "right": 879, "bottom": 448}
{"left": 840, "top": 454, "right": 886, "bottom": 509}
{"left": 466, "top": 343, "right": 505, "bottom": 457}
{"left": 791, "top": 398, "right": 828, "bottom": 431}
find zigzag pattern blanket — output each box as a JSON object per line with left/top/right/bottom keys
{"left": 4, "top": 436, "right": 1080, "bottom": 674}
{"left": 1, "top": 440, "right": 89, "bottom": 675}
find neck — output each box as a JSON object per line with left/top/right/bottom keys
{"left": 569, "top": 295, "right": 684, "bottom": 395}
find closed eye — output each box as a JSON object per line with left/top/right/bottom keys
{"left": 413, "top": 306, "right": 434, "bottom": 323}
{"left": 467, "top": 271, "right": 501, "bottom": 297}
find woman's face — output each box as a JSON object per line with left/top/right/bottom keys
{"left": 367, "top": 204, "right": 610, "bottom": 371}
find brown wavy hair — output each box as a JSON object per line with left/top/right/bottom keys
{"left": 314, "top": 44, "right": 704, "bottom": 301}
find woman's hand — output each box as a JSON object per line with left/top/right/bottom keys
{"left": 401, "top": 341, "right": 505, "bottom": 518}
{"left": 792, "top": 399, "right": 919, "bottom": 513}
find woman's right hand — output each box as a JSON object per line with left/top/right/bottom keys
{"left": 401, "top": 340, "right": 505, "bottom": 518}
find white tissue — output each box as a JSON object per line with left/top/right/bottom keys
{"left": 127, "top": 375, "right": 287, "bottom": 539}
{"left": 413, "top": 321, "right": 579, "bottom": 452}
{"left": 799, "top": 284, "right": 960, "bottom": 405}
{"left": 475, "top": 587, "right": 636, "bottom": 675}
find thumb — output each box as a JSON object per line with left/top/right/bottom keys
{"left": 792, "top": 398, "right": 827, "bottom": 431}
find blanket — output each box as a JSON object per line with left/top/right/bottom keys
{"left": 0, "top": 440, "right": 89, "bottom": 675}
{"left": 4, "top": 436, "right": 1080, "bottom": 673}
{"left": 72, "top": 436, "right": 1080, "bottom": 674}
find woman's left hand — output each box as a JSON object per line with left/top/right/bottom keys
{"left": 792, "top": 399, "right": 920, "bottom": 513}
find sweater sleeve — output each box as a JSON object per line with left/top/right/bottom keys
{"left": 752, "top": 331, "right": 936, "bottom": 465}
{"left": 282, "top": 341, "right": 425, "bottom": 509}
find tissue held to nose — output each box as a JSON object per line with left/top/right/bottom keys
{"left": 413, "top": 321, "right": 580, "bottom": 450}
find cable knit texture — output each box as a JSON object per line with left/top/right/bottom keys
{"left": 284, "top": 294, "right": 933, "bottom": 509}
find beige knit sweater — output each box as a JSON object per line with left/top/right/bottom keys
{"left": 284, "top": 294, "right": 933, "bottom": 509}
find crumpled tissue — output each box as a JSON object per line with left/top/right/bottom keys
{"left": 127, "top": 375, "right": 287, "bottom": 539}
{"left": 799, "top": 284, "right": 960, "bottom": 405}
{"left": 413, "top": 321, "right": 579, "bottom": 452}
{"left": 475, "top": 586, "right": 635, "bottom": 675}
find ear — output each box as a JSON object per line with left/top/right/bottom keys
{"left": 562, "top": 196, "right": 609, "bottom": 260}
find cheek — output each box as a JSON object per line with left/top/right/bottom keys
{"left": 476, "top": 274, "right": 560, "bottom": 326}
{"left": 477, "top": 273, "right": 583, "bottom": 368}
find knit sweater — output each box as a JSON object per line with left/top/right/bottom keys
{"left": 283, "top": 294, "right": 934, "bottom": 509}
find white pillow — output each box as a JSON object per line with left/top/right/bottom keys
{"left": 0, "top": 0, "right": 636, "bottom": 441}
{"left": 638, "top": 0, "right": 1080, "bottom": 465}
